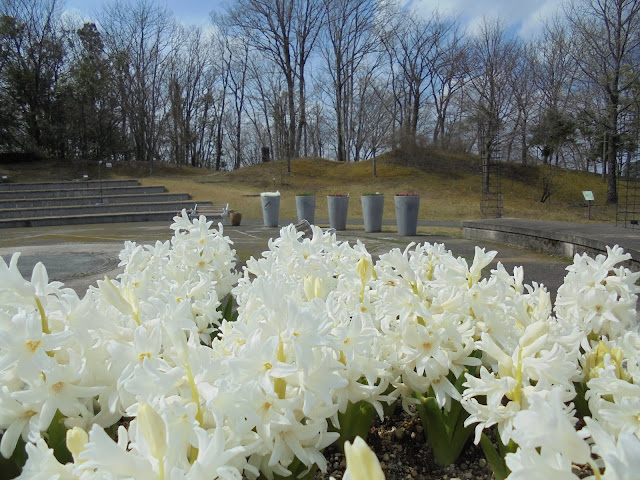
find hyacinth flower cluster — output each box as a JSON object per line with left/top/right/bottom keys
{"left": 460, "top": 245, "right": 640, "bottom": 480}
{"left": 0, "top": 213, "right": 638, "bottom": 480}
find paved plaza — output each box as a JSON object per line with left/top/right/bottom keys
{"left": 0, "top": 217, "right": 587, "bottom": 299}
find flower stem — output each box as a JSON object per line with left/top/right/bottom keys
{"left": 35, "top": 297, "right": 50, "bottom": 334}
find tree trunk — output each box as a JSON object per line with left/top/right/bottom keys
{"left": 373, "top": 148, "right": 377, "bottom": 178}
{"left": 215, "top": 121, "right": 224, "bottom": 171}
{"left": 606, "top": 131, "right": 618, "bottom": 203}
{"left": 297, "top": 65, "right": 307, "bottom": 158}
{"left": 606, "top": 97, "right": 619, "bottom": 203}
{"left": 520, "top": 128, "right": 527, "bottom": 165}
{"left": 601, "top": 132, "right": 607, "bottom": 182}
{"left": 336, "top": 80, "right": 346, "bottom": 162}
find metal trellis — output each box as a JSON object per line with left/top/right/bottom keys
{"left": 480, "top": 126, "right": 503, "bottom": 219}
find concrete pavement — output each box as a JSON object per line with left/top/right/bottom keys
{"left": 1, "top": 217, "right": 636, "bottom": 299}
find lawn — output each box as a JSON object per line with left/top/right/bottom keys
{"left": 1, "top": 149, "right": 615, "bottom": 222}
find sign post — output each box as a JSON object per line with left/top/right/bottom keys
{"left": 582, "top": 191, "right": 594, "bottom": 220}
{"left": 98, "top": 161, "right": 103, "bottom": 203}
{"left": 97, "top": 161, "right": 113, "bottom": 204}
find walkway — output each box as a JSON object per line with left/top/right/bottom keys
{"left": 1, "top": 218, "right": 636, "bottom": 300}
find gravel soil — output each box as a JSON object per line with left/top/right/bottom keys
{"left": 316, "top": 404, "right": 494, "bottom": 480}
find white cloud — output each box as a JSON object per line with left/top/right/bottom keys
{"left": 407, "top": 0, "right": 565, "bottom": 39}
{"left": 516, "top": 0, "right": 565, "bottom": 39}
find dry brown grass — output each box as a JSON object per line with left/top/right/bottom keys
{"left": 1, "top": 152, "right": 615, "bottom": 222}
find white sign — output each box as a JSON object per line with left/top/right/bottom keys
{"left": 106, "top": 162, "right": 112, "bottom": 168}
{"left": 582, "top": 191, "right": 594, "bottom": 201}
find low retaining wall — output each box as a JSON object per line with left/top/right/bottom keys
{"left": 462, "top": 219, "right": 640, "bottom": 271}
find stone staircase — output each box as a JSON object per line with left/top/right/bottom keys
{"left": 0, "top": 180, "right": 219, "bottom": 228}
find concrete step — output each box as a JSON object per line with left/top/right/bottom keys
{"left": 0, "top": 180, "right": 140, "bottom": 191}
{"left": 0, "top": 185, "right": 166, "bottom": 199}
{"left": 0, "top": 211, "right": 204, "bottom": 229}
{"left": 0, "top": 201, "right": 214, "bottom": 220}
{"left": 0, "top": 193, "right": 191, "bottom": 209}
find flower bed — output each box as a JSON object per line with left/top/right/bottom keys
{"left": 1, "top": 211, "right": 639, "bottom": 479}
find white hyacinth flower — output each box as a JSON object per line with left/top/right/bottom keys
{"left": 510, "top": 387, "right": 590, "bottom": 465}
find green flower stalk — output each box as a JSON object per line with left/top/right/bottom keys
{"left": 332, "top": 401, "right": 377, "bottom": 452}
{"left": 413, "top": 375, "right": 473, "bottom": 466}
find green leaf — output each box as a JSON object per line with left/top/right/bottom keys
{"left": 413, "top": 371, "right": 474, "bottom": 466}
{"left": 0, "top": 435, "right": 25, "bottom": 479}
{"left": 414, "top": 393, "right": 471, "bottom": 465}
{"left": 480, "top": 433, "right": 511, "bottom": 480}
{"left": 382, "top": 399, "right": 397, "bottom": 418}
{"left": 217, "top": 295, "right": 238, "bottom": 323}
{"left": 445, "top": 391, "right": 463, "bottom": 433}
{"left": 573, "top": 381, "right": 591, "bottom": 419}
{"left": 498, "top": 438, "right": 517, "bottom": 458}
{"left": 45, "top": 410, "right": 72, "bottom": 465}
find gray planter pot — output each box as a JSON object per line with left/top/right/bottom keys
{"left": 261, "top": 194, "right": 280, "bottom": 227}
{"left": 361, "top": 195, "right": 384, "bottom": 233}
{"left": 394, "top": 195, "right": 420, "bottom": 236}
{"left": 327, "top": 195, "right": 349, "bottom": 231}
{"left": 296, "top": 195, "right": 316, "bottom": 224}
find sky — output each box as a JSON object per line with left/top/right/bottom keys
{"left": 409, "top": 0, "right": 564, "bottom": 38}
{"left": 63, "top": 0, "right": 225, "bottom": 26}
{"left": 63, "top": 0, "right": 565, "bottom": 39}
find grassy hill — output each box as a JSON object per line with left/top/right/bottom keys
{"left": 0, "top": 149, "right": 614, "bottom": 222}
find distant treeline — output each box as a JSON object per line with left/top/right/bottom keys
{"left": 1, "top": 0, "right": 639, "bottom": 202}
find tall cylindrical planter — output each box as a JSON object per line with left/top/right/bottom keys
{"left": 394, "top": 195, "right": 420, "bottom": 236}
{"left": 296, "top": 195, "right": 316, "bottom": 224}
{"left": 361, "top": 194, "right": 384, "bottom": 233}
{"left": 327, "top": 195, "right": 349, "bottom": 231}
{"left": 261, "top": 192, "right": 280, "bottom": 227}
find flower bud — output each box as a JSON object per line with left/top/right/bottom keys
{"left": 137, "top": 403, "right": 167, "bottom": 460}
{"left": 66, "top": 427, "right": 88, "bottom": 463}
{"left": 344, "top": 436, "right": 385, "bottom": 480}
{"left": 304, "top": 275, "right": 315, "bottom": 301}
{"left": 356, "top": 258, "right": 373, "bottom": 285}
{"left": 314, "top": 277, "right": 327, "bottom": 300}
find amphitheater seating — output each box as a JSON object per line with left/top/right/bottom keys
{"left": 0, "top": 179, "right": 219, "bottom": 228}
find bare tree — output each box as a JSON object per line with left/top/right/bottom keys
{"left": 245, "top": 58, "right": 279, "bottom": 162}
{"left": 100, "top": 0, "right": 177, "bottom": 172}
{"left": 222, "top": 34, "right": 249, "bottom": 170}
{"left": 305, "top": 101, "right": 329, "bottom": 157}
{"left": 508, "top": 42, "right": 538, "bottom": 164}
{"left": 429, "top": 21, "right": 468, "bottom": 147}
{"left": 321, "top": 0, "right": 378, "bottom": 162}
{"left": 167, "top": 25, "right": 211, "bottom": 167}
{"left": 361, "top": 76, "right": 393, "bottom": 176}
{"left": 226, "top": 0, "right": 323, "bottom": 172}
{"left": 380, "top": 8, "right": 450, "bottom": 145}
{"left": 530, "top": 17, "right": 579, "bottom": 166}
{"left": 467, "top": 18, "right": 519, "bottom": 192}
{"left": 567, "top": 0, "right": 640, "bottom": 203}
